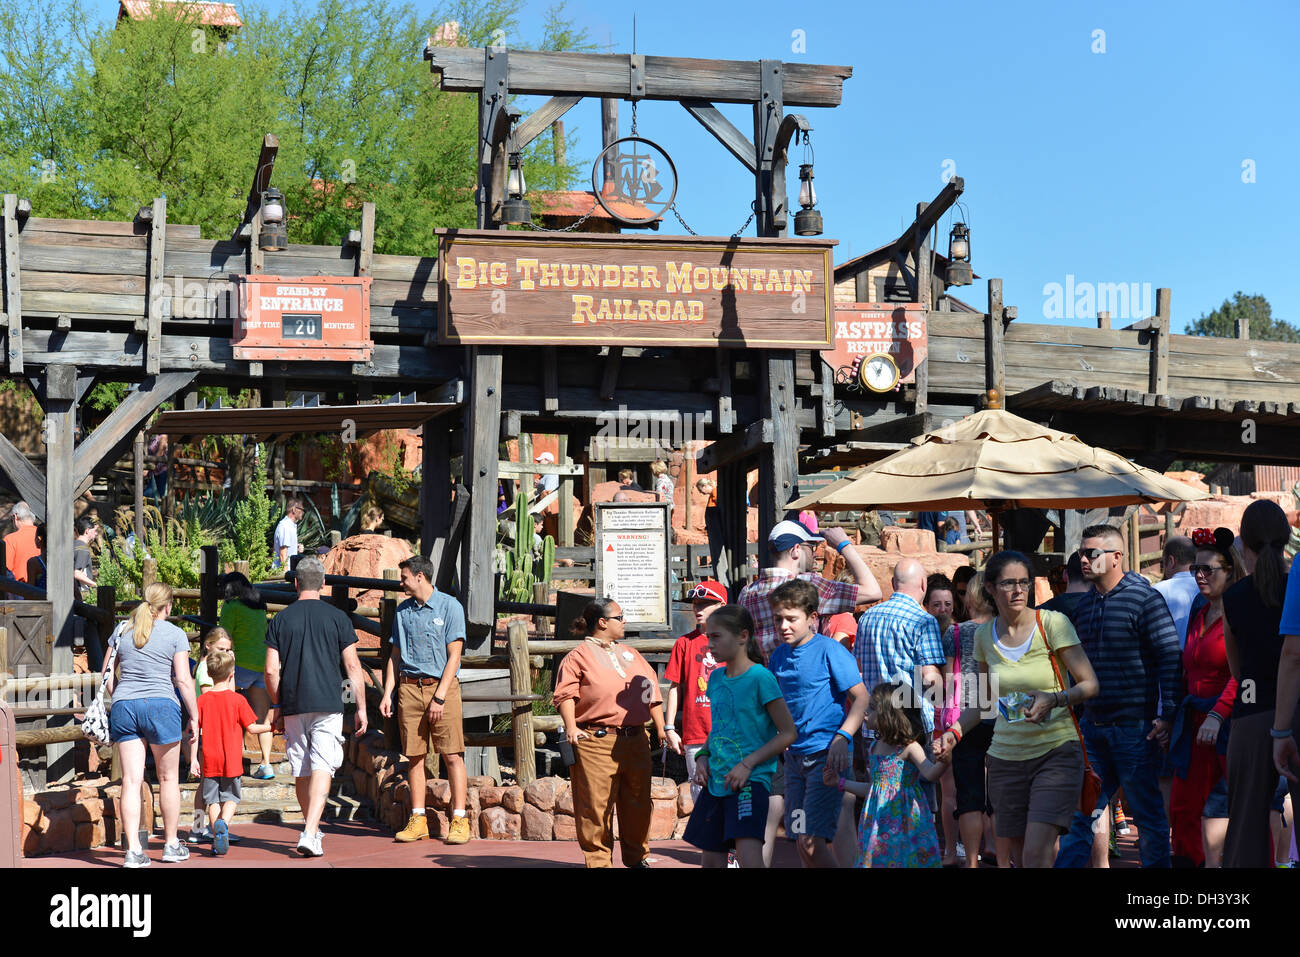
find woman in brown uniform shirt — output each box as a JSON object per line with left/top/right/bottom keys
{"left": 554, "top": 598, "right": 668, "bottom": 868}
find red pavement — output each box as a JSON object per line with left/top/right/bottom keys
{"left": 25, "top": 818, "right": 1139, "bottom": 868}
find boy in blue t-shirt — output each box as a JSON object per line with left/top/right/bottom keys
{"left": 766, "top": 579, "right": 868, "bottom": 868}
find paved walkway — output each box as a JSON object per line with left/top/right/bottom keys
{"left": 25, "top": 818, "right": 1140, "bottom": 868}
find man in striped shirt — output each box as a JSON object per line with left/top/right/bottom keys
{"left": 1054, "top": 524, "right": 1182, "bottom": 868}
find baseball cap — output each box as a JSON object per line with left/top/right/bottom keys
{"left": 686, "top": 580, "right": 727, "bottom": 604}
{"left": 769, "top": 519, "right": 825, "bottom": 554}
{"left": 535, "top": 452, "right": 555, "bottom": 464}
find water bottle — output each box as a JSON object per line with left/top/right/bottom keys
{"left": 558, "top": 725, "right": 576, "bottom": 767}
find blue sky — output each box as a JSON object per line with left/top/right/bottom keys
{"left": 92, "top": 0, "right": 1299, "bottom": 331}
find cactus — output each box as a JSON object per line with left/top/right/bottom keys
{"left": 496, "top": 493, "right": 557, "bottom": 602}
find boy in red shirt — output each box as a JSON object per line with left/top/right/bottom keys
{"left": 665, "top": 580, "right": 727, "bottom": 799}
{"left": 191, "top": 649, "right": 273, "bottom": 855}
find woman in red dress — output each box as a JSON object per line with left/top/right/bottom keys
{"left": 1169, "top": 527, "right": 1241, "bottom": 867}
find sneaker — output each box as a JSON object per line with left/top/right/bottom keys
{"left": 213, "top": 820, "right": 229, "bottom": 856}
{"left": 161, "top": 842, "right": 190, "bottom": 863}
{"left": 629, "top": 858, "right": 651, "bottom": 868}
{"left": 122, "top": 849, "right": 150, "bottom": 868}
{"left": 189, "top": 823, "right": 212, "bottom": 843}
{"left": 725, "top": 851, "right": 739, "bottom": 869}
{"left": 395, "top": 812, "right": 430, "bottom": 843}
{"left": 296, "top": 830, "right": 323, "bottom": 858}
{"left": 251, "top": 764, "right": 275, "bottom": 781}
{"left": 445, "top": 815, "right": 471, "bottom": 845}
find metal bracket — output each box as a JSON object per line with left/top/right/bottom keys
{"left": 629, "top": 53, "right": 645, "bottom": 100}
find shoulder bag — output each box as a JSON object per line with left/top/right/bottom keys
{"left": 1036, "top": 610, "right": 1103, "bottom": 816}
{"left": 81, "top": 623, "right": 126, "bottom": 746}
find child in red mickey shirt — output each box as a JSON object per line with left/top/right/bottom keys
{"left": 191, "top": 649, "right": 273, "bottom": 856}
{"left": 665, "top": 580, "right": 728, "bottom": 800}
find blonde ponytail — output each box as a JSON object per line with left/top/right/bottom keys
{"left": 131, "top": 582, "right": 174, "bottom": 648}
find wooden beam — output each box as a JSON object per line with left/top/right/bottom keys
{"left": 0, "top": 431, "right": 45, "bottom": 519}
{"left": 758, "top": 351, "right": 798, "bottom": 547}
{"left": 73, "top": 371, "right": 197, "bottom": 488}
{"left": 144, "top": 197, "right": 166, "bottom": 374}
{"left": 44, "top": 363, "right": 77, "bottom": 782}
{"left": 557, "top": 433, "right": 573, "bottom": 547}
{"left": 233, "top": 134, "right": 279, "bottom": 241}
{"left": 1150, "top": 287, "right": 1170, "bottom": 395}
{"left": 497, "top": 461, "right": 583, "bottom": 477}
{"left": 912, "top": 201, "right": 930, "bottom": 414}
{"left": 422, "top": 423, "right": 451, "bottom": 569}
{"left": 681, "top": 100, "right": 757, "bottom": 172}
{"left": 599, "top": 346, "right": 622, "bottom": 401}
{"left": 986, "top": 278, "right": 1005, "bottom": 404}
{"left": 357, "top": 201, "right": 375, "bottom": 277}
{"left": 753, "top": 59, "right": 784, "bottom": 238}
{"left": 461, "top": 347, "right": 503, "bottom": 643}
{"left": 542, "top": 346, "right": 558, "bottom": 412}
{"left": 696, "top": 418, "right": 773, "bottom": 473}
{"left": 424, "top": 47, "right": 852, "bottom": 108}
{"left": 893, "top": 178, "right": 964, "bottom": 261}
{"left": 513, "top": 95, "right": 583, "bottom": 149}
{"left": 817, "top": 358, "right": 836, "bottom": 438}
{"left": 2, "top": 194, "right": 23, "bottom": 372}
{"left": 716, "top": 349, "right": 734, "bottom": 434}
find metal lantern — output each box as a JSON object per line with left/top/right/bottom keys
{"left": 946, "top": 221, "right": 972, "bottom": 286}
{"left": 793, "top": 163, "right": 822, "bottom": 236}
{"left": 258, "top": 186, "right": 287, "bottom": 250}
{"left": 501, "top": 151, "right": 531, "bottom": 225}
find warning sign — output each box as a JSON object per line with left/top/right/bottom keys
{"left": 594, "top": 502, "right": 672, "bottom": 630}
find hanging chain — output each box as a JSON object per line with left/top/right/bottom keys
{"left": 668, "top": 199, "right": 757, "bottom": 239}
{"left": 524, "top": 201, "right": 601, "bottom": 232}
{"left": 631, "top": 99, "right": 638, "bottom": 137}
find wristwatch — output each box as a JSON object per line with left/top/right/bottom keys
{"left": 432, "top": 695, "right": 445, "bottom": 706}
{"left": 664, "top": 725, "right": 676, "bottom": 732}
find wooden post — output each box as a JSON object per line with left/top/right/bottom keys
{"left": 1164, "top": 509, "right": 1175, "bottom": 555}
{"left": 1097, "top": 311, "right": 1111, "bottom": 330}
{"left": 556, "top": 434, "right": 574, "bottom": 547}
{"left": 44, "top": 363, "right": 77, "bottom": 782}
{"left": 133, "top": 430, "right": 146, "bottom": 543}
{"left": 600, "top": 99, "right": 619, "bottom": 192}
{"left": 199, "top": 544, "right": 219, "bottom": 625}
{"left": 507, "top": 620, "right": 536, "bottom": 789}
{"left": 144, "top": 196, "right": 166, "bottom": 374}
{"left": 379, "top": 567, "right": 399, "bottom": 751}
{"left": 1150, "top": 288, "right": 1171, "bottom": 395}
{"left": 716, "top": 463, "right": 750, "bottom": 597}
{"left": 1236, "top": 314, "right": 1250, "bottom": 340}
{"left": 142, "top": 558, "right": 158, "bottom": 591}
{"left": 1128, "top": 512, "right": 1142, "bottom": 574}
{"left": 2, "top": 193, "right": 24, "bottom": 373}
{"left": 96, "top": 586, "right": 116, "bottom": 652}
{"left": 683, "top": 445, "right": 693, "bottom": 532}
{"left": 421, "top": 423, "right": 451, "bottom": 565}
{"left": 855, "top": 271, "right": 870, "bottom": 303}
{"left": 233, "top": 560, "right": 249, "bottom": 579}
{"left": 757, "top": 351, "right": 796, "bottom": 550}
{"left": 986, "top": 278, "right": 1006, "bottom": 405}
{"left": 913, "top": 201, "right": 931, "bottom": 413}
{"left": 1062, "top": 509, "right": 1085, "bottom": 558}
{"left": 461, "top": 347, "right": 503, "bottom": 645}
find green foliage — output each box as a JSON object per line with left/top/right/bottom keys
{"left": 496, "top": 493, "right": 555, "bottom": 602}
{"left": 377, "top": 439, "right": 415, "bottom": 497}
{"left": 218, "top": 443, "right": 273, "bottom": 581}
{"left": 103, "top": 515, "right": 207, "bottom": 593}
{"left": 86, "top": 381, "right": 130, "bottom": 412}
{"left": 0, "top": 0, "right": 594, "bottom": 250}
{"left": 1187, "top": 292, "right": 1299, "bottom": 342}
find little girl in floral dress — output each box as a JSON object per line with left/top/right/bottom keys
{"left": 829, "top": 682, "right": 947, "bottom": 867}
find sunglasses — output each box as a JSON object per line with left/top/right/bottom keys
{"left": 1077, "top": 547, "right": 1121, "bottom": 560}
{"left": 687, "top": 586, "right": 723, "bottom": 601}
{"left": 601, "top": 614, "right": 625, "bottom": 622}
{"left": 1190, "top": 564, "right": 1227, "bottom": 577}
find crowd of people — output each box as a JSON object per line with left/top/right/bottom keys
{"left": 655, "top": 505, "right": 1300, "bottom": 868}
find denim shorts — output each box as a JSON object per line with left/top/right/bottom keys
{"left": 1204, "top": 774, "right": 1290, "bottom": 818}
{"left": 234, "top": 665, "right": 266, "bottom": 691}
{"left": 110, "top": 697, "right": 183, "bottom": 745}
{"left": 784, "top": 750, "right": 842, "bottom": 841}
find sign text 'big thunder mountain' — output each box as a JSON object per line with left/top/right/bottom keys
{"left": 436, "top": 230, "right": 834, "bottom": 348}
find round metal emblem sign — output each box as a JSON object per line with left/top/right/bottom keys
{"left": 590, "top": 136, "right": 677, "bottom": 226}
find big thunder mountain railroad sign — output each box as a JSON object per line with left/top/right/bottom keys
{"left": 436, "top": 230, "right": 834, "bottom": 348}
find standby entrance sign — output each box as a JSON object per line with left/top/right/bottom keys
{"left": 593, "top": 502, "right": 672, "bottom": 631}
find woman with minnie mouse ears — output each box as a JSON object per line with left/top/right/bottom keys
{"left": 1168, "top": 527, "right": 1241, "bottom": 867}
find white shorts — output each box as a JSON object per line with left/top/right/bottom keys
{"left": 284, "top": 711, "right": 344, "bottom": 778}
{"left": 686, "top": 744, "right": 706, "bottom": 803}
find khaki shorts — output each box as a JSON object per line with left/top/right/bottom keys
{"left": 398, "top": 676, "right": 465, "bottom": 757}
{"left": 986, "top": 740, "right": 1084, "bottom": 838}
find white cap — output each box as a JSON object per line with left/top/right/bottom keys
{"left": 535, "top": 452, "right": 555, "bottom": 464}
{"left": 768, "top": 519, "right": 825, "bottom": 549}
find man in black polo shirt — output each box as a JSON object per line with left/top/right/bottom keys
{"left": 266, "top": 556, "right": 369, "bottom": 859}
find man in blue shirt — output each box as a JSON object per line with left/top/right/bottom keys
{"left": 380, "top": 555, "right": 470, "bottom": 846}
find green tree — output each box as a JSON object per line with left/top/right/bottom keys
{"left": 219, "top": 444, "right": 273, "bottom": 582}
{"left": 1187, "top": 292, "right": 1299, "bottom": 342}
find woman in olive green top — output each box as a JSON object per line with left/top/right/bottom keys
{"left": 935, "top": 551, "right": 1099, "bottom": 868}
{"left": 218, "top": 573, "right": 274, "bottom": 779}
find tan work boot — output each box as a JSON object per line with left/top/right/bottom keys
{"left": 445, "top": 814, "right": 472, "bottom": 845}
{"left": 395, "top": 812, "right": 430, "bottom": 843}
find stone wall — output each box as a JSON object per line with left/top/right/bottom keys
{"left": 20, "top": 777, "right": 147, "bottom": 856}
{"left": 348, "top": 732, "right": 693, "bottom": 842}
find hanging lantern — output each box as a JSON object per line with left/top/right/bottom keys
{"left": 258, "top": 186, "right": 287, "bottom": 250}
{"left": 501, "top": 151, "right": 531, "bottom": 225}
{"left": 946, "top": 221, "right": 972, "bottom": 286}
{"left": 793, "top": 163, "right": 822, "bottom": 236}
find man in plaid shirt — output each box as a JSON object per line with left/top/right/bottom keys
{"left": 739, "top": 520, "right": 883, "bottom": 665}
{"left": 855, "top": 558, "right": 945, "bottom": 737}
